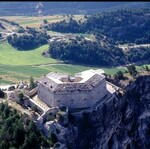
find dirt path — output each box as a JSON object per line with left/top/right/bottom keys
{"left": 0, "top": 99, "right": 31, "bottom": 116}
{"left": 0, "top": 84, "right": 17, "bottom": 90}
{"left": 36, "top": 63, "right": 71, "bottom": 67}
{"left": 118, "top": 43, "right": 150, "bottom": 50}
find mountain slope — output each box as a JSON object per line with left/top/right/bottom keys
{"left": 76, "top": 75, "right": 150, "bottom": 149}
{"left": 0, "top": 2, "right": 150, "bottom": 15}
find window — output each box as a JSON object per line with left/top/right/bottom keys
{"left": 84, "top": 98, "right": 87, "bottom": 100}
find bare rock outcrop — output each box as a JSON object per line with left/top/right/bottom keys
{"left": 75, "top": 76, "right": 150, "bottom": 149}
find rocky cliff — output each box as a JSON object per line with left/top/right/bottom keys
{"left": 74, "top": 75, "right": 150, "bottom": 149}
{"left": 42, "top": 76, "right": 150, "bottom": 149}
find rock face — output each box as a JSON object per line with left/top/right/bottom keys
{"left": 43, "top": 119, "right": 78, "bottom": 148}
{"left": 40, "top": 76, "right": 150, "bottom": 149}
{"left": 75, "top": 76, "right": 150, "bottom": 149}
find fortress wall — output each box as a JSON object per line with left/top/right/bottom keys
{"left": 53, "top": 91, "right": 92, "bottom": 109}
{"left": 90, "top": 79, "right": 108, "bottom": 105}
{"left": 38, "top": 84, "right": 55, "bottom": 107}
{"left": 53, "top": 79, "right": 108, "bottom": 109}
{"left": 38, "top": 79, "right": 108, "bottom": 110}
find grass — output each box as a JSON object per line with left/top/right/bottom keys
{"left": 0, "top": 15, "right": 64, "bottom": 27}
{"left": 0, "top": 42, "right": 57, "bottom": 65}
{"left": 0, "top": 64, "right": 126, "bottom": 84}
{"left": 41, "top": 64, "right": 126, "bottom": 75}
{"left": 0, "top": 65, "right": 51, "bottom": 84}
{"left": 0, "top": 40, "right": 126, "bottom": 84}
{"left": 0, "top": 14, "right": 142, "bottom": 85}
{"left": 42, "top": 64, "right": 95, "bottom": 75}
{"left": 74, "top": 33, "right": 95, "bottom": 39}
{"left": 0, "top": 65, "right": 50, "bottom": 77}
{"left": 1, "top": 15, "right": 84, "bottom": 27}
{"left": 47, "top": 31, "right": 94, "bottom": 40}
{"left": 0, "top": 79, "right": 14, "bottom": 84}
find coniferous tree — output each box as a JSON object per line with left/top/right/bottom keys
{"left": 29, "top": 76, "right": 35, "bottom": 90}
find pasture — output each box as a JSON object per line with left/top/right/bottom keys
{"left": 0, "top": 14, "right": 133, "bottom": 85}
{"left": 0, "top": 42, "right": 57, "bottom": 65}
{"left": 0, "top": 64, "right": 126, "bottom": 84}
{"left": 1, "top": 15, "right": 84, "bottom": 27}
{"left": 0, "top": 38, "right": 126, "bottom": 85}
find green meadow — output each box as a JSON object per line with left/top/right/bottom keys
{"left": 0, "top": 15, "right": 130, "bottom": 85}
{"left": 2, "top": 15, "right": 84, "bottom": 27}
{"left": 0, "top": 42, "right": 57, "bottom": 65}
{"left": 0, "top": 40, "right": 127, "bottom": 85}
{"left": 0, "top": 64, "right": 126, "bottom": 85}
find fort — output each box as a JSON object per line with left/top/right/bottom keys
{"left": 37, "top": 69, "right": 118, "bottom": 111}
{"left": 4, "top": 69, "right": 120, "bottom": 123}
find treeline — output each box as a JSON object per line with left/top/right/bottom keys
{"left": 126, "top": 46, "right": 150, "bottom": 63}
{"left": 0, "top": 18, "right": 20, "bottom": 26}
{"left": 0, "top": 103, "right": 51, "bottom": 149}
{"left": 46, "top": 9, "right": 150, "bottom": 44}
{"left": 49, "top": 39, "right": 125, "bottom": 66}
{"left": 44, "top": 17, "right": 85, "bottom": 33}
{"left": 7, "top": 27, "right": 50, "bottom": 50}
{"left": 49, "top": 39, "right": 150, "bottom": 67}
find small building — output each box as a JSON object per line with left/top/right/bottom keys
{"left": 5, "top": 90, "right": 19, "bottom": 102}
{"left": 37, "top": 69, "right": 110, "bottom": 110}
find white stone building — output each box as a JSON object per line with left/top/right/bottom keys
{"left": 37, "top": 69, "right": 111, "bottom": 110}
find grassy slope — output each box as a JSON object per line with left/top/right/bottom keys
{"left": 0, "top": 40, "right": 126, "bottom": 84}
{"left": 43, "top": 65, "right": 126, "bottom": 75}
{"left": 0, "top": 42, "right": 57, "bottom": 65}
{"left": 0, "top": 14, "right": 137, "bottom": 84}
{"left": 0, "top": 64, "right": 126, "bottom": 84}
{"left": 1, "top": 15, "right": 84, "bottom": 27}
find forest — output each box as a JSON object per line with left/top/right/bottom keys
{"left": 7, "top": 27, "right": 50, "bottom": 50}
{"left": 47, "top": 9, "right": 150, "bottom": 44}
{"left": 49, "top": 38, "right": 150, "bottom": 66}
{"left": 0, "top": 102, "right": 51, "bottom": 149}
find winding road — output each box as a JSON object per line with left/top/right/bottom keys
{"left": 118, "top": 43, "right": 150, "bottom": 50}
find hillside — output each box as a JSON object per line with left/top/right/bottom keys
{"left": 48, "top": 9, "right": 150, "bottom": 44}
{"left": 75, "top": 75, "right": 150, "bottom": 149}
{"left": 47, "top": 9, "right": 150, "bottom": 67}
{"left": 0, "top": 2, "right": 150, "bottom": 15}
{"left": 0, "top": 18, "right": 20, "bottom": 41}
{"left": 0, "top": 102, "right": 51, "bottom": 148}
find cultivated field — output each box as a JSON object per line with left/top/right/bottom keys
{"left": 0, "top": 14, "right": 128, "bottom": 85}
{"left": 0, "top": 64, "right": 126, "bottom": 85}
{"left": 0, "top": 42, "right": 57, "bottom": 65}
{"left": 0, "top": 41, "right": 126, "bottom": 85}
{"left": 1, "top": 15, "right": 84, "bottom": 27}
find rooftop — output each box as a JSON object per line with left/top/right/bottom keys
{"left": 38, "top": 69, "right": 105, "bottom": 93}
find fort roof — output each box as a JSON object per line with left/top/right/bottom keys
{"left": 38, "top": 69, "right": 105, "bottom": 93}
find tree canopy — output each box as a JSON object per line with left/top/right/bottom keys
{"left": 45, "top": 9, "right": 150, "bottom": 45}
{"left": 0, "top": 103, "right": 51, "bottom": 149}
{"left": 7, "top": 27, "right": 50, "bottom": 50}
